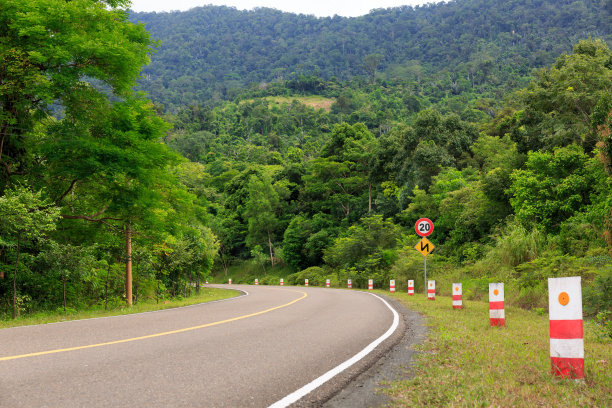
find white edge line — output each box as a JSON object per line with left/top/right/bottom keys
{"left": 2, "top": 288, "right": 248, "bottom": 330}
{"left": 268, "top": 292, "right": 400, "bottom": 408}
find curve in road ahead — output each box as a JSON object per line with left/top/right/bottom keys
{"left": 0, "top": 285, "right": 399, "bottom": 408}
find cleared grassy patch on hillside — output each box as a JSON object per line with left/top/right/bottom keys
{"left": 0, "top": 288, "right": 239, "bottom": 329}
{"left": 385, "top": 292, "right": 611, "bottom": 407}
{"left": 243, "top": 95, "right": 335, "bottom": 112}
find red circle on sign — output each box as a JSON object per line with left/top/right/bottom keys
{"left": 415, "top": 218, "right": 434, "bottom": 237}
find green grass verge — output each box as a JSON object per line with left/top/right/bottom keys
{"left": 385, "top": 291, "right": 611, "bottom": 407}
{"left": 0, "top": 288, "right": 239, "bottom": 329}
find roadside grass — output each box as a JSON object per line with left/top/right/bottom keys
{"left": 0, "top": 288, "right": 239, "bottom": 329}
{"left": 385, "top": 291, "right": 611, "bottom": 407}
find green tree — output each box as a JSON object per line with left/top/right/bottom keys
{"left": 0, "top": 0, "right": 155, "bottom": 182}
{"left": 0, "top": 185, "right": 60, "bottom": 318}
{"left": 509, "top": 145, "right": 608, "bottom": 232}
{"left": 244, "top": 174, "right": 280, "bottom": 266}
{"left": 510, "top": 39, "right": 612, "bottom": 153}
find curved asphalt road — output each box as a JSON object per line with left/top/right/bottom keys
{"left": 0, "top": 285, "right": 397, "bottom": 408}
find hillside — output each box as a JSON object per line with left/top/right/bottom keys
{"left": 130, "top": 0, "right": 612, "bottom": 111}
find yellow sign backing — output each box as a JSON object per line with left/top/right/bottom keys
{"left": 415, "top": 237, "right": 435, "bottom": 257}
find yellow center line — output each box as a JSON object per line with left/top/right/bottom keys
{"left": 1, "top": 290, "right": 308, "bottom": 362}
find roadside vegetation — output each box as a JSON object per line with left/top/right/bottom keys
{"left": 0, "top": 287, "right": 238, "bottom": 329}
{"left": 384, "top": 291, "right": 611, "bottom": 407}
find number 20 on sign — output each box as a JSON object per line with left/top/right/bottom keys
{"left": 415, "top": 218, "right": 434, "bottom": 237}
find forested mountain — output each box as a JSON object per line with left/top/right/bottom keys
{"left": 131, "top": 0, "right": 612, "bottom": 110}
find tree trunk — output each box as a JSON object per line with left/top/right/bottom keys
{"left": 105, "top": 262, "right": 110, "bottom": 311}
{"left": 12, "top": 233, "right": 21, "bottom": 319}
{"left": 156, "top": 278, "right": 160, "bottom": 304}
{"left": 125, "top": 224, "right": 132, "bottom": 307}
{"left": 63, "top": 275, "right": 67, "bottom": 313}
{"left": 189, "top": 265, "right": 193, "bottom": 297}
{"left": 267, "top": 230, "right": 274, "bottom": 267}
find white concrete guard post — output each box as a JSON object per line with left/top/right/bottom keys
{"left": 489, "top": 283, "right": 505, "bottom": 327}
{"left": 408, "top": 280, "right": 414, "bottom": 295}
{"left": 326, "top": 279, "right": 330, "bottom": 288}
{"left": 427, "top": 280, "right": 435, "bottom": 300}
{"left": 255, "top": 278, "right": 259, "bottom": 285}
{"left": 548, "top": 276, "right": 584, "bottom": 379}
{"left": 228, "top": 279, "right": 232, "bottom": 285}
{"left": 348, "top": 279, "right": 352, "bottom": 288}
{"left": 305, "top": 279, "right": 308, "bottom": 286}
{"left": 390, "top": 280, "right": 396, "bottom": 293}
{"left": 368, "top": 279, "right": 373, "bottom": 290}
{"left": 452, "top": 283, "right": 462, "bottom": 309}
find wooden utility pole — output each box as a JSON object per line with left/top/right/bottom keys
{"left": 126, "top": 224, "right": 133, "bottom": 307}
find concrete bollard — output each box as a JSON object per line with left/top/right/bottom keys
{"left": 368, "top": 279, "right": 373, "bottom": 290}
{"left": 489, "top": 283, "right": 505, "bottom": 326}
{"left": 408, "top": 280, "right": 414, "bottom": 295}
{"left": 280, "top": 278, "right": 284, "bottom": 286}
{"left": 326, "top": 279, "right": 330, "bottom": 288}
{"left": 452, "top": 283, "right": 462, "bottom": 309}
{"left": 427, "top": 280, "right": 435, "bottom": 300}
{"left": 305, "top": 279, "right": 308, "bottom": 286}
{"left": 255, "top": 278, "right": 258, "bottom": 285}
{"left": 390, "top": 280, "right": 395, "bottom": 293}
{"left": 548, "top": 276, "right": 584, "bottom": 379}
{"left": 348, "top": 279, "right": 352, "bottom": 288}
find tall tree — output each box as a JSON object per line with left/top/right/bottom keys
{"left": 0, "top": 0, "right": 155, "bottom": 183}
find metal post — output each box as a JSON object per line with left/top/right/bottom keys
{"left": 424, "top": 256, "right": 427, "bottom": 295}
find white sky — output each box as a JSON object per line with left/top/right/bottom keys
{"left": 129, "top": 1, "right": 439, "bottom": 17}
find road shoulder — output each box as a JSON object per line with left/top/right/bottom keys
{"left": 293, "top": 293, "right": 427, "bottom": 407}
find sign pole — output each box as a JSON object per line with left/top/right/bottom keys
{"left": 424, "top": 256, "right": 427, "bottom": 295}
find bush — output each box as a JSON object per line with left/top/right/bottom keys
{"left": 584, "top": 267, "right": 612, "bottom": 319}
{"left": 288, "top": 266, "right": 327, "bottom": 286}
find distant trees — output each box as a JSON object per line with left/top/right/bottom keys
{"left": 130, "top": 0, "right": 611, "bottom": 111}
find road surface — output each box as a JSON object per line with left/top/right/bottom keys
{"left": 0, "top": 285, "right": 399, "bottom": 407}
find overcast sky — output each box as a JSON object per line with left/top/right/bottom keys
{"left": 129, "top": 1, "right": 441, "bottom": 17}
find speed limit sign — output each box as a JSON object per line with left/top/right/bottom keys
{"left": 415, "top": 218, "right": 434, "bottom": 237}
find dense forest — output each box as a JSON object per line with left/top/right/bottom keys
{"left": 131, "top": 0, "right": 612, "bottom": 111}
{"left": 0, "top": 0, "right": 610, "bottom": 333}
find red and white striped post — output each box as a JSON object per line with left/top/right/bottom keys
{"left": 255, "top": 278, "right": 259, "bottom": 285}
{"left": 489, "top": 283, "right": 505, "bottom": 326}
{"left": 305, "top": 279, "right": 309, "bottom": 287}
{"left": 427, "top": 280, "right": 435, "bottom": 300}
{"left": 390, "top": 280, "right": 396, "bottom": 293}
{"left": 548, "top": 276, "right": 584, "bottom": 379}
{"left": 326, "top": 279, "right": 330, "bottom": 288}
{"left": 228, "top": 279, "right": 232, "bottom": 285}
{"left": 205, "top": 280, "right": 209, "bottom": 284}
{"left": 408, "top": 280, "right": 414, "bottom": 295}
{"left": 368, "top": 279, "right": 373, "bottom": 290}
{"left": 348, "top": 279, "right": 352, "bottom": 289}
{"left": 280, "top": 278, "right": 284, "bottom": 286}
{"left": 452, "top": 283, "right": 462, "bottom": 309}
